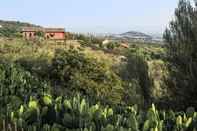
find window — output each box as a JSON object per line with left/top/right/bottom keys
{"left": 29, "top": 33, "right": 32, "bottom": 38}
{"left": 50, "top": 33, "right": 55, "bottom": 37}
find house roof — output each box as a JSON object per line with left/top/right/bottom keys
{"left": 45, "top": 28, "right": 65, "bottom": 32}
{"left": 120, "top": 43, "right": 129, "bottom": 48}
{"left": 22, "top": 27, "right": 43, "bottom": 32}
{"left": 22, "top": 27, "right": 65, "bottom": 32}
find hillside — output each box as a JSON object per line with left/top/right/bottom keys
{"left": 0, "top": 20, "right": 40, "bottom": 29}
{"left": 107, "top": 31, "right": 155, "bottom": 43}
{"left": 0, "top": 20, "right": 41, "bottom": 37}
{"left": 2, "top": 0, "right": 197, "bottom": 130}
{"left": 120, "top": 31, "right": 152, "bottom": 39}
{"left": 1, "top": 37, "right": 196, "bottom": 131}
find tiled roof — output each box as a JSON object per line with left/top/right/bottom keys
{"left": 22, "top": 27, "right": 65, "bottom": 32}
{"left": 22, "top": 27, "right": 43, "bottom": 32}
{"left": 45, "top": 28, "right": 65, "bottom": 32}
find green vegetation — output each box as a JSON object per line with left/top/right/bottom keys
{"left": 0, "top": 40, "right": 166, "bottom": 131}
{"left": 2, "top": 95, "right": 197, "bottom": 131}
{"left": 163, "top": 0, "right": 197, "bottom": 109}
{"left": 0, "top": 26, "right": 20, "bottom": 38}
{"left": 0, "top": 39, "right": 196, "bottom": 130}
{"left": 1, "top": 0, "right": 197, "bottom": 130}
{"left": 74, "top": 34, "right": 104, "bottom": 49}
{"left": 0, "top": 20, "right": 39, "bottom": 38}
{"left": 34, "top": 31, "right": 45, "bottom": 38}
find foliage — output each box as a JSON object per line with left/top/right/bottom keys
{"left": 74, "top": 34, "right": 103, "bottom": 47}
{"left": 0, "top": 26, "right": 21, "bottom": 38}
{"left": 120, "top": 50, "right": 152, "bottom": 108}
{"left": 1, "top": 94, "right": 197, "bottom": 131}
{"left": 2, "top": 1, "right": 197, "bottom": 128}
{"left": 50, "top": 49, "right": 123, "bottom": 104}
{"left": 106, "top": 42, "right": 116, "bottom": 50}
{"left": 129, "top": 43, "right": 166, "bottom": 61}
{"left": 65, "top": 32, "right": 74, "bottom": 40}
{"left": 34, "top": 31, "right": 45, "bottom": 37}
{"left": 163, "top": 0, "right": 197, "bottom": 109}
{"left": 0, "top": 61, "right": 50, "bottom": 120}
{"left": 0, "top": 20, "right": 39, "bottom": 38}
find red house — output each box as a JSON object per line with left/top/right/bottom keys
{"left": 45, "top": 28, "right": 65, "bottom": 40}
{"left": 22, "top": 27, "right": 65, "bottom": 40}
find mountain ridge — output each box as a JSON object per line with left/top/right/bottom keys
{"left": 0, "top": 20, "right": 41, "bottom": 29}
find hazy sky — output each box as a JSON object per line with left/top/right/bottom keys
{"left": 0, "top": 0, "right": 179, "bottom": 34}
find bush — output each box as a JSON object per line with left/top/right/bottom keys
{"left": 120, "top": 50, "right": 152, "bottom": 108}
{"left": 2, "top": 95, "right": 197, "bottom": 131}
{"left": 50, "top": 49, "right": 123, "bottom": 104}
{"left": 106, "top": 42, "right": 116, "bottom": 50}
{"left": 0, "top": 61, "right": 50, "bottom": 121}
{"left": 0, "top": 26, "right": 19, "bottom": 38}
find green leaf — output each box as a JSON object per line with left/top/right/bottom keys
{"left": 28, "top": 100, "right": 38, "bottom": 110}
{"left": 43, "top": 95, "right": 52, "bottom": 106}
{"left": 143, "top": 120, "right": 150, "bottom": 131}
{"left": 185, "top": 117, "right": 192, "bottom": 128}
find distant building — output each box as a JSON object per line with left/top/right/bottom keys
{"left": 102, "top": 39, "right": 111, "bottom": 45}
{"left": 120, "top": 43, "right": 129, "bottom": 48}
{"left": 44, "top": 28, "right": 65, "bottom": 40}
{"left": 0, "top": 25, "right": 2, "bottom": 28}
{"left": 22, "top": 27, "right": 65, "bottom": 40}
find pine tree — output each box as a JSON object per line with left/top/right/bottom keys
{"left": 163, "top": 0, "right": 197, "bottom": 108}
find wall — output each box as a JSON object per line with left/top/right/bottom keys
{"left": 45, "top": 32, "right": 65, "bottom": 40}
{"left": 23, "top": 32, "right": 36, "bottom": 39}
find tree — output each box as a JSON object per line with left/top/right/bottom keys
{"left": 34, "top": 31, "right": 44, "bottom": 37}
{"left": 0, "top": 26, "right": 18, "bottom": 37}
{"left": 163, "top": 0, "right": 197, "bottom": 109}
{"left": 106, "top": 42, "right": 116, "bottom": 50}
{"left": 120, "top": 50, "right": 152, "bottom": 108}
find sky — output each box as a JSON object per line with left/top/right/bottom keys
{"left": 0, "top": 0, "right": 179, "bottom": 34}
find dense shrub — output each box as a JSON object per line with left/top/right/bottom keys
{"left": 0, "top": 61, "right": 50, "bottom": 120}
{"left": 0, "top": 26, "right": 21, "bottom": 38}
{"left": 120, "top": 50, "right": 152, "bottom": 108}
{"left": 1, "top": 94, "right": 197, "bottom": 131}
{"left": 106, "top": 42, "right": 116, "bottom": 50}
{"left": 50, "top": 49, "right": 123, "bottom": 104}
{"left": 0, "top": 61, "right": 49, "bottom": 98}
{"left": 75, "top": 34, "right": 103, "bottom": 48}
{"left": 34, "top": 31, "right": 44, "bottom": 37}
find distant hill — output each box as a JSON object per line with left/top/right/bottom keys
{"left": 108, "top": 31, "right": 153, "bottom": 42}
{"left": 120, "top": 31, "right": 152, "bottom": 39}
{"left": 104, "top": 31, "right": 165, "bottom": 43}
{"left": 0, "top": 20, "right": 41, "bottom": 30}
{"left": 0, "top": 20, "right": 41, "bottom": 37}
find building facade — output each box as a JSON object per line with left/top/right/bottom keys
{"left": 22, "top": 27, "right": 65, "bottom": 40}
